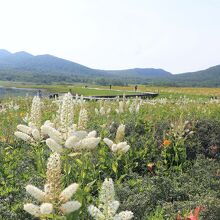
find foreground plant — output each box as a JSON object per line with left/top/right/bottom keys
{"left": 14, "top": 96, "right": 44, "bottom": 144}
{"left": 88, "top": 178, "right": 134, "bottom": 220}
{"left": 104, "top": 124, "right": 130, "bottom": 154}
{"left": 24, "top": 152, "right": 81, "bottom": 218}
{"left": 44, "top": 126, "right": 101, "bottom": 153}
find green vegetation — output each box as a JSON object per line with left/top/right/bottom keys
{"left": 0, "top": 91, "right": 219, "bottom": 219}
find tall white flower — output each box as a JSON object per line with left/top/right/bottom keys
{"left": 60, "top": 201, "right": 81, "bottom": 215}
{"left": 14, "top": 131, "right": 34, "bottom": 143}
{"left": 115, "top": 124, "right": 125, "bottom": 143}
{"left": 24, "top": 152, "right": 81, "bottom": 218}
{"left": 88, "top": 178, "right": 134, "bottom": 220}
{"left": 25, "top": 185, "right": 46, "bottom": 202}
{"left": 15, "top": 123, "right": 44, "bottom": 144}
{"left": 95, "top": 106, "right": 111, "bottom": 116}
{"left": 104, "top": 124, "right": 130, "bottom": 154}
{"left": 44, "top": 122, "right": 100, "bottom": 153}
{"left": 23, "top": 203, "right": 40, "bottom": 217}
{"left": 60, "top": 183, "right": 79, "bottom": 202}
{"left": 40, "top": 203, "right": 53, "bottom": 215}
{"left": 60, "top": 92, "right": 75, "bottom": 131}
{"left": 118, "top": 101, "right": 124, "bottom": 113}
{"left": 30, "top": 96, "right": 42, "bottom": 128}
{"left": 78, "top": 107, "right": 88, "bottom": 130}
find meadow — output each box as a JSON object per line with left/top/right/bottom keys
{"left": 0, "top": 86, "right": 220, "bottom": 220}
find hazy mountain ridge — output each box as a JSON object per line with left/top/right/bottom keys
{"left": 0, "top": 49, "right": 220, "bottom": 86}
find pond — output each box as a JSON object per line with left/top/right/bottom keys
{"left": 0, "top": 86, "right": 48, "bottom": 97}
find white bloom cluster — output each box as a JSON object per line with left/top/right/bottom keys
{"left": 14, "top": 96, "right": 44, "bottom": 144}
{"left": 24, "top": 152, "right": 81, "bottom": 218}
{"left": 104, "top": 139, "right": 130, "bottom": 154}
{"left": 0, "top": 101, "right": 19, "bottom": 113}
{"left": 128, "top": 97, "right": 141, "bottom": 113}
{"left": 59, "top": 93, "right": 75, "bottom": 131}
{"left": 43, "top": 124, "right": 101, "bottom": 153}
{"left": 115, "top": 124, "right": 125, "bottom": 143}
{"left": 115, "top": 96, "right": 142, "bottom": 114}
{"left": 95, "top": 106, "right": 111, "bottom": 116}
{"left": 115, "top": 101, "right": 124, "bottom": 114}
{"left": 14, "top": 123, "right": 43, "bottom": 144}
{"left": 78, "top": 107, "right": 88, "bottom": 130}
{"left": 88, "top": 178, "right": 133, "bottom": 220}
{"left": 53, "top": 93, "right": 74, "bottom": 132}
{"left": 30, "top": 96, "right": 42, "bottom": 128}
{"left": 104, "top": 124, "right": 130, "bottom": 154}
{"left": 8, "top": 101, "right": 20, "bottom": 111}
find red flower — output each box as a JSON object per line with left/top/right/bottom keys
{"left": 186, "top": 206, "right": 203, "bottom": 220}
{"left": 176, "top": 206, "right": 203, "bottom": 220}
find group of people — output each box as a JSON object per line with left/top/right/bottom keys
{"left": 108, "top": 84, "right": 138, "bottom": 91}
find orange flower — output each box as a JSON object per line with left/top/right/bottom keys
{"left": 163, "top": 139, "right": 171, "bottom": 147}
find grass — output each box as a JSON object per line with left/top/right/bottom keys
{"left": 0, "top": 91, "right": 219, "bottom": 219}
{"left": 1, "top": 80, "right": 219, "bottom": 99}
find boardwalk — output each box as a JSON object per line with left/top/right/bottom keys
{"left": 79, "top": 92, "right": 158, "bottom": 101}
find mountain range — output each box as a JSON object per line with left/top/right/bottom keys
{"left": 0, "top": 49, "right": 219, "bottom": 87}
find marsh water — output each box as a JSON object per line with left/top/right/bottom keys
{"left": 0, "top": 86, "right": 47, "bottom": 97}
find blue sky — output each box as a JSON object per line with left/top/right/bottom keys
{"left": 0, "top": 0, "right": 219, "bottom": 73}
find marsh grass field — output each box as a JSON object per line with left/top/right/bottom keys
{"left": 1, "top": 80, "right": 219, "bottom": 98}
{"left": 0, "top": 84, "right": 220, "bottom": 220}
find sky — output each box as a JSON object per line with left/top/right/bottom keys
{"left": 0, "top": 0, "right": 220, "bottom": 74}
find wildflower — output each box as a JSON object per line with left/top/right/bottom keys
{"left": 14, "top": 131, "right": 34, "bottom": 143}
{"left": 60, "top": 201, "right": 81, "bottom": 215}
{"left": 15, "top": 123, "right": 44, "bottom": 144}
{"left": 78, "top": 107, "right": 88, "bottom": 130}
{"left": 23, "top": 203, "right": 40, "bottom": 217}
{"left": 115, "top": 124, "right": 125, "bottom": 143}
{"left": 44, "top": 125, "right": 100, "bottom": 153}
{"left": 25, "top": 185, "right": 46, "bottom": 202}
{"left": 163, "top": 139, "right": 171, "bottom": 147}
{"left": 30, "top": 96, "right": 42, "bottom": 128}
{"left": 95, "top": 106, "right": 111, "bottom": 116}
{"left": 104, "top": 124, "right": 130, "bottom": 154}
{"left": 88, "top": 178, "right": 134, "bottom": 220}
{"left": 114, "top": 211, "right": 134, "bottom": 220}
{"left": 176, "top": 206, "right": 203, "bottom": 220}
{"left": 111, "top": 142, "right": 130, "bottom": 154}
{"left": 118, "top": 101, "right": 124, "bottom": 113}
{"left": 17, "top": 124, "right": 32, "bottom": 135}
{"left": 24, "top": 152, "right": 81, "bottom": 218}
{"left": 60, "top": 92, "right": 75, "bottom": 131}
{"left": 186, "top": 206, "right": 203, "bottom": 220}
{"left": 46, "top": 138, "right": 64, "bottom": 153}
{"left": 40, "top": 203, "right": 53, "bottom": 215}
{"left": 60, "top": 183, "right": 79, "bottom": 202}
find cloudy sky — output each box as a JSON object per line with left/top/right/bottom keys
{"left": 0, "top": 0, "right": 219, "bottom": 73}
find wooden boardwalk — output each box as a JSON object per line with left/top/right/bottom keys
{"left": 81, "top": 92, "right": 158, "bottom": 101}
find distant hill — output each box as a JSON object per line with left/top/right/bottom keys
{"left": 0, "top": 49, "right": 172, "bottom": 84}
{"left": 0, "top": 49, "right": 220, "bottom": 87}
{"left": 171, "top": 65, "right": 220, "bottom": 87}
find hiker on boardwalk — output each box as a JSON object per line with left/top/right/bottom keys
{"left": 135, "top": 85, "right": 138, "bottom": 92}
{"left": 109, "top": 84, "right": 112, "bottom": 90}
